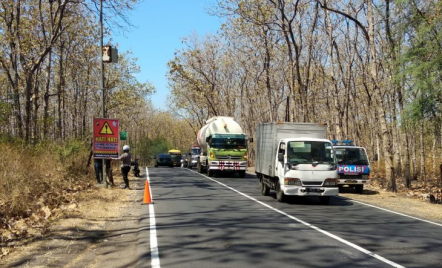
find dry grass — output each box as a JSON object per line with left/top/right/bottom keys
{"left": 0, "top": 140, "right": 94, "bottom": 247}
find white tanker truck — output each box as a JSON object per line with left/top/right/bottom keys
{"left": 196, "top": 116, "right": 250, "bottom": 177}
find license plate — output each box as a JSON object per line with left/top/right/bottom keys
{"left": 306, "top": 188, "right": 322, "bottom": 193}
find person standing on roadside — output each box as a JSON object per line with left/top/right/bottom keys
{"left": 105, "top": 159, "right": 115, "bottom": 186}
{"left": 110, "top": 145, "right": 132, "bottom": 189}
{"left": 94, "top": 158, "right": 103, "bottom": 184}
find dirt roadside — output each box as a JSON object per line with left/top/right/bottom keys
{"left": 2, "top": 167, "right": 442, "bottom": 267}
{"left": 0, "top": 172, "right": 146, "bottom": 268}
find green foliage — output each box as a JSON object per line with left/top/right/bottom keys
{"left": 0, "top": 101, "right": 12, "bottom": 124}
{"left": 399, "top": 1, "right": 442, "bottom": 126}
{"left": 148, "top": 137, "right": 171, "bottom": 157}
{"left": 56, "top": 139, "right": 86, "bottom": 161}
{"left": 130, "top": 136, "right": 171, "bottom": 166}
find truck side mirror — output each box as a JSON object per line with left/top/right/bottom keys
{"left": 278, "top": 153, "right": 284, "bottom": 162}
{"left": 206, "top": 137, "right": 210, "bottom": 142}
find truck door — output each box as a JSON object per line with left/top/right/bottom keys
{"left": 276, "top": 142, "right": 286, "bottom": 180}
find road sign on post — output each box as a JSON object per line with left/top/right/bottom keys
{"left": 93, "top": 118, "right": 119, "bottom": 159}
{"left": 120, "top": 131, "right": 127, "bottom": 141}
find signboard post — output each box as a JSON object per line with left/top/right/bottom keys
{"left": 93, "top": 118, "right": 119, "bottom": 159}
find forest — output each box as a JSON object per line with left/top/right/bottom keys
{"left": 168, "top": 0, "right": 442, "bottom": 190}
{"left": 1, "top": 0, "right": 442, "bottom": 221}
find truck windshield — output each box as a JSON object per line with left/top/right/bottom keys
{"left": 191, "top": 148, "right": 201, "bottom": 155}
{"left": 287, "top": 141, "right": 335, "bottom": 165}
{"left": 335, "top": 148, "right": 369, "bottom": 165}
{"left": 210, "top": 134, "right": 247, "bottom": 149}
{"left": 170, "top": 154, "right": 181, "bottom": 161}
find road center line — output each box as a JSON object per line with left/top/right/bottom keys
{"left": 194, "top": 171, "right": 405, "bottom": 268}
{"left": 146, "top": 168, "right": 161, "bottom": 268}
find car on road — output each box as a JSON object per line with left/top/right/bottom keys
{"left": 154, "top": 153, "right": 174, "bottom": 168}
{"left": 184, "top": 146, "right": 201, "bottom": 169}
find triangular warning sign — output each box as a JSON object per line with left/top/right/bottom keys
{"left": 99, "top": 121, "right": 114, "bottom": 135}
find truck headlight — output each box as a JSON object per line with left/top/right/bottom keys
{"left": 284, "top": 178, "right": 302, "bottom": 186}
{"left": 323, "top": 178, "right": 337, "bottom": 187}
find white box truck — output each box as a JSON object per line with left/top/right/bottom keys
{"left": 255, "top": 122, "right": 339, "bottom": 204}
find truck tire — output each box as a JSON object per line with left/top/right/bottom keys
{"left": 260, "top": 178, "right": 270, "bottom": 196}
{"left": 319, "top": 196, "right": 331, "bottom": 205}
{"left": 355, "top": 185, "right": 364, "bottom": 194}
{"left": 276, "top": 182, "right": 285, "bottom": 202}
{"left": 238, "top": 171, "right": 246, "bottom": 178}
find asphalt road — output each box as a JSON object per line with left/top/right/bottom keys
{"left": 137, "top": 167, "right": 442, "bottom": 268}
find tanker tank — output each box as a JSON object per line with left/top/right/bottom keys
{"left": 196, "top": 116, "right": 244, "bottom": 154}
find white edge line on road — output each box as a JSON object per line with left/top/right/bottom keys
{"left": 146, "top": 167, "right": 161, "bottom": 268}
{"left": 337, "top": 196, "right": 442, "bottom": 227}
{"left": 190, "top": 170, "right": 405, "bottom": 268}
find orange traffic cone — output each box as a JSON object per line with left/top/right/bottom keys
{"left": 143, "top": 179, "right": 153, "bottom": 204}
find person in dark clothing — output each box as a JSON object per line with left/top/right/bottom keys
{"left": 94, "top": 158, "right": 103, "bottom": 184}
{"left": 105, "top": 159, "right": 115, "bottom": 186}
{"left": 110, "top": 145, "right": 132, "bottom": 189}
{"left": 131, "top": 159, "right": 140, "bottom": 177}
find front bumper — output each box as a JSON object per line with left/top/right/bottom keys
{"left": 283, "top": 186, "right": 339, "bottom": 196}
{"left": 208, "top": 160, "right": 247, "bottom": 171}
{"left": 337, "top": 175, "right": 369, "bottom": 186}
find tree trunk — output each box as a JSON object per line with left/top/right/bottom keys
{"left": 420, "top": 121, "right": 426, "bottom": 184}
{"left": 43, "top": 49, "right": 52, "bottom": 138}
{"left": 24, "top": 73, "right": 33, "bottom": 143}
{"left": 367, "top": 0, "right": 394, "bottom": 190}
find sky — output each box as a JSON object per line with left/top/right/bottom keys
{"left": 112, "top": 0, "right": 223, "bottom": 110}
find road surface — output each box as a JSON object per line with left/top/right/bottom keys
{"left": 138, "top": 167, "right": 442, "bottom": 268}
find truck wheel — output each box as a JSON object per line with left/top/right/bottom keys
{"left": 260, "top": 179, "right": 270, "bottom": 196}
{"left": 355, "top": 185, "right": 364, "bottom": 194}
{"left": 238, "top": 171, "right": 246, "bottom": 178}
{"left": 276, "top": 182, "right": 285, "bottom": 202}
{"left": 319, "top": 196, "right": 331, "bottom": 205}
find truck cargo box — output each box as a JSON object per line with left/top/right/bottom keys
{"left": 255, "top": 123, "right": 327, "bottom": 177}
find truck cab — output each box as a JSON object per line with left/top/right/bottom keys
{"left": 273, "top": 138, "right": 339, "bottom": 204}
{"left": 168, "top": 149, "right": 182, "bottom": 167}
{"left": 331, "top": 140, "right": 370, "bottom": 194}
{"left": 185, "top": 145, "right": 201, "bottom": 169}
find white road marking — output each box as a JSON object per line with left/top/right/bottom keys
{"left": 192, "top": 170, "right": 405, "bottom": 268}
{"left": 338, "top": 197, "right": 442, "bottom": 227}
{"left": 146, "top": 167, "right": 161, "bottom": 268}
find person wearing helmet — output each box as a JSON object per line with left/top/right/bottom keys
{"left": 110, "top": 145, "right": 132, "bottom": 189}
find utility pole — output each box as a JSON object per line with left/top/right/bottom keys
{"left": 100, "top": 0, "right": 107, "bottom": 186}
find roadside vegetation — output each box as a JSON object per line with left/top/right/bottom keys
{"left": 0, "top": 139, "right": 91, "bottom": 249}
